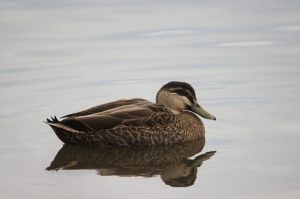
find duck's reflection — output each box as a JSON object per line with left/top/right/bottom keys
{"left": 47, "top": 138, "right": 216, "bottom": 187}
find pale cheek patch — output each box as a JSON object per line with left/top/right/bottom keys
{"left": 157, "top": 91, "right": 192, "bottom": 114}
{"left": 181, "top": 96, "right": 192, "bottom": 107}
{"left": 170, "top": 94, "right": 192, "bottom": 112}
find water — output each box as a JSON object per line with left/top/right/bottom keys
{"left": 1, "top": 0, "right": 300, "bottom": 198}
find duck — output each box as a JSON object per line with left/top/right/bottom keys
{"left": 46, "top": 81, "right": 216, "bottom": 146}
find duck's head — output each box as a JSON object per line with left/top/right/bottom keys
{"left": 156, "top": 81, "right": 216, "bottom": 120}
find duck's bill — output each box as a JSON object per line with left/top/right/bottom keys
{"left": 191, "top": 102, "right": 216, "bottom": 120}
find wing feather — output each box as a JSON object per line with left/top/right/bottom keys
{"left": 62, "top": 98, "right": 148, "bottom": 118}
{"left": 59, "top": 98, "right": 174, "bottom": 132}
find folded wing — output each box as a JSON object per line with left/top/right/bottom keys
{"left": 59, "top": 98, "right": 173, "bottom": 132}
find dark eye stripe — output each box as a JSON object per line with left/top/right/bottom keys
{"left": 170, "top": 88, "right": 195, "bottom": 102}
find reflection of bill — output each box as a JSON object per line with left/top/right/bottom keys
{"left": 161, "top": 151, "right": 216, "bottom": 187}
{"left": 47, "top": 138, "right": 216, "bottom": 187}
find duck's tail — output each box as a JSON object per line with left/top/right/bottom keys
{"left": 45, "top": 116, "right": 80, "bottom": 132}
{"left": 45, "top": 116, "right": 108, "bottom": 146}
{"left": 45, "top": 116, "right": 84, "bottom": 145}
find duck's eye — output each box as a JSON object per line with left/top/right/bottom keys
{"left": 196, "top": 104, "right": 200, "bottom": 108}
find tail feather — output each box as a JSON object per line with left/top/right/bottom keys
{"left": 46, "top": 116, "right": 59, "bottom": 124}
{"left": 45, "top": 116, "right": 85, "bottom": 145}
{"left": 45, "top": 116, "right": 106, "bottom": 146}
{"left": 45, "top": 116, "right": 81, "bottom": 134}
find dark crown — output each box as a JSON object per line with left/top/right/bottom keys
{"left": 159, "top": 81, "right": 197, "bottom": 102}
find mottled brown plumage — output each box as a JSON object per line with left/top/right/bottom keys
{"left": 46, "top": 81, "right": 216, "bottom": 146}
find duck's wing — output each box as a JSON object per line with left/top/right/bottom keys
{"left": 62, "top": 98, "right": 148, "bottom": 118}
{"left": 56, "top": 99, "right": 174, "bottom": 132}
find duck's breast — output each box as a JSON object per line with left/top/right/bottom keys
{"left": 177, "top": 112, "right": 205, "bottom": 139}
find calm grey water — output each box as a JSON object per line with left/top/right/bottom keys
{"left": 1, "top": 0, "right": 300, "bottom": 198}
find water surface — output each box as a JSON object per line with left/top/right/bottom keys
{"left": 0, "top": 1, "right": 300, "bottom": 198}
